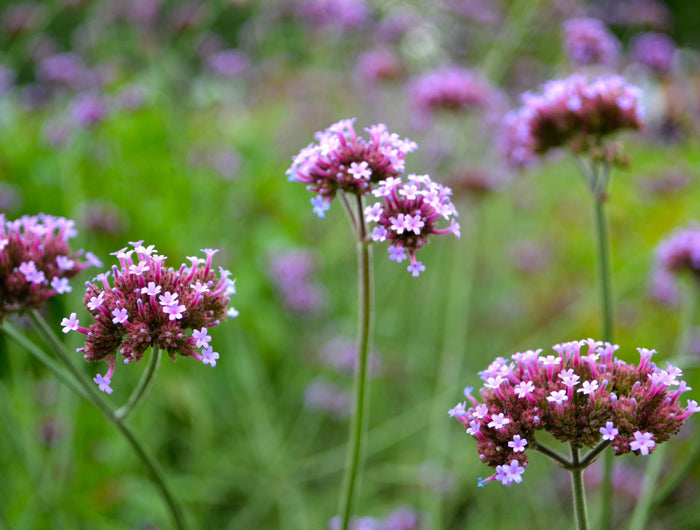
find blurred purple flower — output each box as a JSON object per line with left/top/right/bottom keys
{"left": 320, "top": 337, "right": 382, "bottom": 377}
{"left": 205, "top": 49, "right": 250, "bottom": 78}
{"left": 268, "top": 248, "right": 326, "bottom": 314}
{"left": 42, "top": 121, "right": 74, "bottom": 149}
{"left": 508, "top": 240, "right": 551, "bottom": 273}
{"left": 80, "top": 201, "right": 128, "bottom": 237}
{"left": 304, "top": 377, "right": 351, "bottom": 419}
{"left": 71, "top": 93, "right": 108, "bottom": 128}
{"left": 37, "top": 53, "right": 86, "bottom": 88}
{"left": 118, "top": 85, "right": 147, "bottom": 110}
{"left": 0, "top": 65, "right": 15, "bottom": 95}
{"left": 169, "top": 1, "right": 210, "bottom": 33}
{"left": 648, "top": 268, "right": 680, "bottom": 308}
{"left": 381, "top": 506, "right": 421, "bottom": 530}
{"left": 127, "top": 0, "right": 162, "bottom": 25}
{"left": 595, "top": 0, "right": 672, "bottom": 31}
{"left": 296, "top": 0, "right": 369, "bottom": 31}
{"left": 442, "top": 0, "right": 502, "bottom": 25}
{"left": 561, "top": 18, "right": 620, "bottom": 67}
{"left": 209, "top": 149, "right": 241, "bottom": 180}
{"left": 354, "top": 48, "right": 403, "bottom": 85}
{"left": 630, "top": 32, "right": 676, "bottom": 76}
{"left": 409, "top": 66, "right": 496, "bottom": 127}
{"left": 374, "top": 9, "right": 417, "bottom": 44}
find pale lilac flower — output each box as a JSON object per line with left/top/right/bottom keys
{"left": 600, "top": 421, "right": 618, "bottom": 441}
{"left": 201, "top": 346, "right": 219, "bottom": 367}
{"left": 93, "top": 373, "right": 113, "bottom": 394}
{"left": 508, "top": 435, "right": 528, "bottom": 453}
{"left": 50, "top": 276, "right": 71, "bottom": 294}
{"left": 562, "top": 18, "right": 620, "bottom": 66}
{"left": 141, "top": 282, "right": 162, "bottom": 296}
{"left": 192, "top": 328, "right": 212, "bottom": 349}
{"left": 630, "top": 32, "right": 676, "bottom": 75}
{"left": 388, "top": 245, "right": 407, "bottom": 262}
{"left": 547, "top": 390, "right": 569, "bottom": 405}
{"left": 487, "top": 412, "right": 510, "bottom": 430}
{"left": 61, "top": 313, "right": 80, "bottom": 333}
{"left": 630, "top": 431, "right": 656, "bottom": 455}
{"left": 111, "top": 308, "right": 129, "bottom": 325}
{"left": 578, "top": 380, "right": 599, "bottom": 395}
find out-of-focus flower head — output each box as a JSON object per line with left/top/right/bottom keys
{"left": 501, "top": 74, "right": 644, "bottom": 168}
{"left": 354, "top": 48, "right": 403, "bottom": 85}
{"left": 80, "top": 201, "right": 128, "bottom": 237}
{"left": 287, "top": 118, "right": 417, "bottom": 216}
{"left": 36, "top": 53, "right": 86, "bottom": 89}
{"left": 63, "top": 241, "right": 237, "bottom": 393}
{"left": 304, "top": 377, "right": 350, "bottom": 419}
{"left": 0, "top": 214, "right": 97, "bottom": 322}
{"left": 296, "top": 0, "right": 369, "bottom": 31}
{"left": 1, "top": 2, "right": 46, "bottom": 37}
{"left": 319, "top": 337, "right": 381, "bottom": 377}
{"left": 561, "top": 18, "right": 620, "bottom": 67}
{"left": 366, "top": 174, "right": 460, "bottom": 276}
{"left": 205, "top": 49, "right": 250, "bottom": 78}
{"left": 267, "top": 248, "right": 326, "bottom": 314}
{"left": 630, "top": 32, "right": 676, "bottom": 76}
{"left": 71, "top": 93, "right": 108, "bottom": 128}
{"left": 442, "top": 0, "right": 502, "bottom": 25}
{"left": 408, "top": 66, "right": 497, "bottom": 126}
{"left": 595, "top": 0, "right": 672, "bottom": 31}
{"left": 450, "top": 339, "right": 698, "bottom": 486}
{"left": 651, "top": 223, "right": 700, "bottom": 297}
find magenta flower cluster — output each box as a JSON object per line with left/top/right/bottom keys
{"left": 0, "top": 213, "right": 99, "bottom": 321}
{"left": 449, "top": 339, "right": 698, "bottom": 487}
{"left": 561, "top": 18, "right": 620, "bottom": 67}
{"left": 365, "top": 174, "right": 460, "bottom": 276}
{"left": 501, "top": 74, "right": 644, "bottom": 167}
{"left": 630, "top": 32, "right": 676, "bottom": 76}
{"left": 288, "top": 119, "right": 458, "bottom": 275}
{"left": 409, "top": 66, "right": 496, "bottom": 125}
{"left": 61, "top": 241, "right": 237, "bottom": 394}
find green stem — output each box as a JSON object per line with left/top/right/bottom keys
{"left": 1, "top": 320, "right": 89, "bottom": 401}
{"left": 531, "top": 438, "right": 573, "bottom": 470}
{"left": 23, "top": 310, "right": 187, "bottom": 530}
{"left": 570, "top": 445, "right": 590, "bottom": 530}
{"left": 114, "top": 346, "right": 162, "bottom": 421}
{"left": 338, "top": 195, "right": 373, "bottom": 530}
{"left": 579, "top": 440, "right": 610, "bottom": 469}
{"left": 589, "top": 162, "right": 615, "bottom": 530}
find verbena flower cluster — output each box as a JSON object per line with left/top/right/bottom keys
{"left": 408, "top": 66, "right": 495, "bottom": 125}
{"left": 61, "top": 241, "right": 237, "bottom": 394}
{"left": 501, "top": 74, "right": 644, "bottom": 168}
{"left": 364, "top": 174, "right": 460, "bottom": 276}
{"left": 287, "top": 118, "right": 417, "bottom": 214}
{"left": 561, "top": 18, "right": 620, "bottom": 67}
{"left": 449, "top": 339, "right": 698, "bottom": 486}
{"left": 0, "top": 213, "right": 99, "bottom": 322}
{"left": 288, "top": 119, "right": 459, "bottom": 276}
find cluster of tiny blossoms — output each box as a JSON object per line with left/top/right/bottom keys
{"left": 449, "top": 339, "right": 698, "bottom": 486}
{"left": 288, "top": 119, "right": 459, "bottom": 276}
{"left": 501, "top": 74, "right": 644, "bottom": 168}
{"left": 364, "top": 174, "right": 460, "bottom": 276}
{"left": 0, "top": 213, "right": 100, "bottom": 321}
{"left": 61, "top": 241, "right": 237, "bottom": 394}
{"left": 287, "top": 118, "right": 417, "bottom": 216}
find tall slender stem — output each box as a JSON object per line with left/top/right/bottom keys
{"left": 338, "top": 195, "right": 373, "bottom": 530}
{"left": 115, "top": 346, "right": 162, "bottom": 421}
{"left": 570, "top": 445, "right": 590, "bottom": 530}
{"left": 590, "top": 163, "right": 615, "bottom": 530}
{"left": 24, "top": 310, "right": 187, "bottom": 530}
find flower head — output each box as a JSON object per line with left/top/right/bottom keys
{"left": 630, "top": 32, "right": 676, "bottom": 76}
{"left": 0, "top": 214, "right": 95, "bottom": 321}
{"left": 408, "top": 66, "right": 497, "bottom": 126}
{"left": 67, "top": 242, "right": 236, "bottom": 392}
{"left": 451, "top": 339, "right": 695, "bottom": 486}
{"left": 287, "top": 119, "right": 417, "bottom": 213}
{"left": 365, "top": 174, "right": 459, "bottom": 276}
{"left": 561, "top": 18, "right": 620, "bottom": 67}
{"left": 500, "top": 74, "right": 644, "bottom": 168}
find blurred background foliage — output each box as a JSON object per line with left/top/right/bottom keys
{"left": 1, "top": 0, "right": 700, "bottom": 528}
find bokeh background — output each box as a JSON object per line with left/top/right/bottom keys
{"left": 1, "top": 0, "right": 700, "bottom": 528}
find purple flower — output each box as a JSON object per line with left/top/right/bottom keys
{"left": 295, "top": 0, "right": 369, "bottom": 31}
{"left": 366, "top": 174, "right": 459, "bottom": 276}
{"left": 61, "top": 313, "right": 80, "bottom": 333}
{"left": 600, "top": 421, "right": 619, "bottom": 441}
{"left": 288, "top": 119, "right": 417, "bottom": 212}
{"left": 304, "top": 377, "right": 350, "bottom": 419}
{"left": 561, "top": 18, "right": 620, "bottom": 66}
{"left": 630, "top": 431, "right": 656, "bottom": 455}
{"left": 71, "top": 93, "right": 108, "bottom": 128}
{"left": 451, "top": 338, "right": 696, "bottom": 486}
{"left": 409, "top": 66, "right": 496, "bottom": 126}
{"left": 205, "top": 49, "right": 250, "bottom": 78}
{"left": 36, "top": 53, "right": 86, "bottom": 88}
{"left": 93, "top": 373, "right": 113, "bottom": 394}
{"left": 0, "top": 214, "right": 94, "bottom": 321}
{"left": 267, "top": 248, "right": 326, "bottom": 314}
{"left": 74, "top": 242, "right": 236, "bottom": 391}
{"left": 354, "top": 48, "right": 403, "bottom": 85}
{"left": 500, "top": 74, "right": 644, "bottom": 168}
{"left": 630, "top": 32, "right": 676, "bottom": 76}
